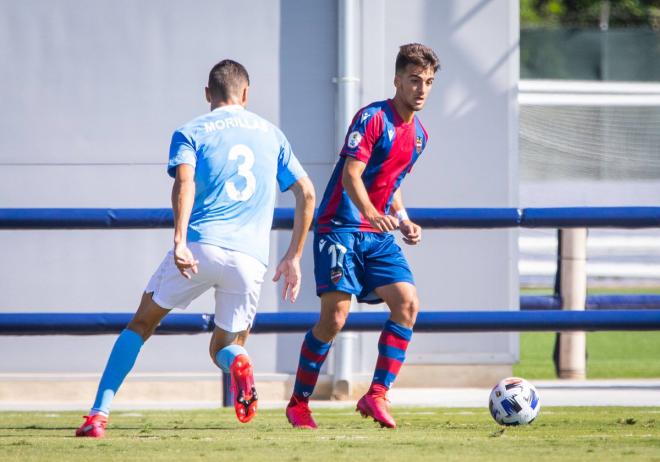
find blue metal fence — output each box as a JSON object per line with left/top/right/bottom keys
{"left": 1, "top": 206, "right": 659, "bottom": 334}
{"left": 1, "top": 310, "right": 659, "bottom": 335}
{"left": 2, "top": 206, "right": 660, "bottom": 229}
{"left": 520, "top": 294, "right": 660, "bottom": 310}
{"left": 3, "top": 206, "right": 658, "bottom": 406}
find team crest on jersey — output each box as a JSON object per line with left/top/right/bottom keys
{"left": 330, "top": 267, "right": 344, "bottom": 285}
{"left": 416, "top": 136, "right": 423, "bottom": 154}
{"left": 347, "top": 131, "right": 362, "bottom": 149}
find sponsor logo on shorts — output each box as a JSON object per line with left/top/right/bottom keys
{"left": 347, "top": 131, "right": 362, "bottom": 149}
{"left": 416, "top": 136, "right": 423, "bottom": 154}
{"left": 330, "top": 267, "right": 344, "bottom": 285}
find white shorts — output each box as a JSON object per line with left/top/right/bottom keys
{"left": 145, "top": 242, "right": 267, "bottom": 333}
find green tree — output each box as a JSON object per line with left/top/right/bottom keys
{"left": 521, "top": 0, "right": 660, "bottom": 28}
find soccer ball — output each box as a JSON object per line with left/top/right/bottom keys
{"left": 488, "top": 377, "right": 540, "bottom": 426}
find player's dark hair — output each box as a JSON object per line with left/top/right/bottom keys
{"left": 207, "top": 59, "right": 250, "bottom": 102}
{"left": 395, "top": 43, "right": 440, "bottom": 74}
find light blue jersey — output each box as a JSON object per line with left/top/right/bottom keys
{"left": 168, "top": 105, "right": 307, "bottom": 265}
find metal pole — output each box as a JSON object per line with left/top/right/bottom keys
{"left": 336, "top": 0, "right": 360, "bottom": 150}
{"left": 222, "top": 371, "right": 232, "bottom": 407}
{"left": 557, "top": 228, "right": 588, "bottom": 379}
{"left": 333, "top": 0, "right": 360, "bottom": 399}
{"left": 332, "top": 325, "right": 358, "bottom": 399}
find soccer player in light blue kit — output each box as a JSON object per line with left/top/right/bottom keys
{"left": 76, "top": 60, "right": 315, "bottom": 437}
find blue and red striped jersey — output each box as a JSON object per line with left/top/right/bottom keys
{"left": 316, "top": 99, "right": 428, "bottom": 233}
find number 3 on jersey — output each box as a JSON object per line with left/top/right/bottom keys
{"left": 226, "top": 144, "right": 256, "bottom": 201}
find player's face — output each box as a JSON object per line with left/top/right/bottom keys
{"left": 394, "top": 64, "right": 435, "bottom": 112}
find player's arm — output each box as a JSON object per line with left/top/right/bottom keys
{"left": 390, "top": 188, "right": 422, "bottom": 245}
{"left": 342, "top": 157, "right": 399, "bottom": 232}
{"left": 272, "top": 175, "right": 315, "bottom": 302}
{"left": 171, "top": 163, "right": 199, "bottom": 278}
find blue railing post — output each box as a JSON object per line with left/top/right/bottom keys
{"left": 222, "top": 372, "right": 232, "bottom": 408}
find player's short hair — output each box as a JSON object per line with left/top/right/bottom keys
{"left": 395, "top": 43, "right": 440, "bottom": 74}
{"left": 207, "top": 59, "right": 250, "bottom": 102}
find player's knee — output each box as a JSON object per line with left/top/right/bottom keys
{"left": 397, "top": 297, "right": 419, "bottom": 326}
{"left": 328, "top": 314, "right": 347, "bottom": 336}
{"left": 316, "top": 313, "right": 346, "bottom": 340}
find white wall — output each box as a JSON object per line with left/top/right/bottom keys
{"left": 0, "top": 0, "right": 519, "bottom": 379}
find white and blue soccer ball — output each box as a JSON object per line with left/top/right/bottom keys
{"left": 488, "top": 377, "right": 540, "bottom": 426}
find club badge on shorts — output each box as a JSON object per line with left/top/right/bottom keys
{"left": 416, "top": 136, "right": 423, "bottom": 154}
{"left": 330, "top": 267, "right": 344, "bottom": 285}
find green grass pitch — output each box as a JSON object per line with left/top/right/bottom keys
{"left": 517, "top": 287, "right": 660, "bottom": 380}
{"left": 515, "top": 331, "right": 660, "bottom": 379}
{"left": 1, "top": 408, "right": 659, "bottom": 461}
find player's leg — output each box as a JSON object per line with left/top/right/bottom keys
{"left": 209, "top": 327, "right": 256, "bottom": 423}
{"left": 355, "top": 234, "right": 417, "bottom": 428}
{"left": 77, "top": 243, "right": 212, "bottom": 437}
{"left": 211, "top": 247, "right": 266, "bottom": 423}
{"left": 356, "top": 282, "right": 417, "bottom": 429}
{"left": 286, "top": 291, "right": 351, "bottom": 429}
{"left": 293, "top": 291, "right": 352, "bottom": 399}
{"left": 286, "top": 232, "right": 360, "bottom": 429}
{"left": 372, "top": 281, "right": 418, "bottom": 387}
{"left": 76, "top": 292, "right": 169, "bottom": 437}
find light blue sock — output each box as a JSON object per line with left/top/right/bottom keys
{"left": 91, "top": 329, "right": 144, "bottom": 415}
{"left": 215, "top": 344, "right": 248, "bottom": 373}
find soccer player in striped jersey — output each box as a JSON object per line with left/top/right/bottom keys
{"left": 286, "top": 43, "right": 440, "bottom": 429}
{"left": 76, "top": 60, "right": 315, "bottom": 437}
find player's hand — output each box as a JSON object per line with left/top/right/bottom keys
{"left": 273, "top": 256, "right": 302, "bottom": 303}
{"left": 173, "top": 243, "right": 199, "bottom": 279}
{"left": 400, "top": 220, "right": 422, "bottom": 245}
{"left": 366, "top": 209, "right": 399, "bottom": 232}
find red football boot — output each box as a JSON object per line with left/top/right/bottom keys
{"left": 286, "top": 396, "right": 317, "bottom": 429}
{"left": 356, "top": 391, "right": 396, "bottom": 428}
{"left": 75, "top": 414, "right": 108, "bottom": 438}
{"left": 230, "top": 354, "right": 258, "bottom": 423}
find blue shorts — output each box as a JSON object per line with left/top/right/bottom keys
{"left": 313, "top": 231, "right": 415, "bottom": 304}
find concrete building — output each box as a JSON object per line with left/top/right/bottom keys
{"left": 0, "top": 0, "right": 519, "bottom": 407}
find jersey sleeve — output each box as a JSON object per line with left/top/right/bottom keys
{"left": 340, "top": 107, "right": 383, "bottom": 163}
{"left": 276, "top": 132, "right": 308, "bottom": 192}
{"left": 167, "top": 129, "right": 197, "bottom": 178}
